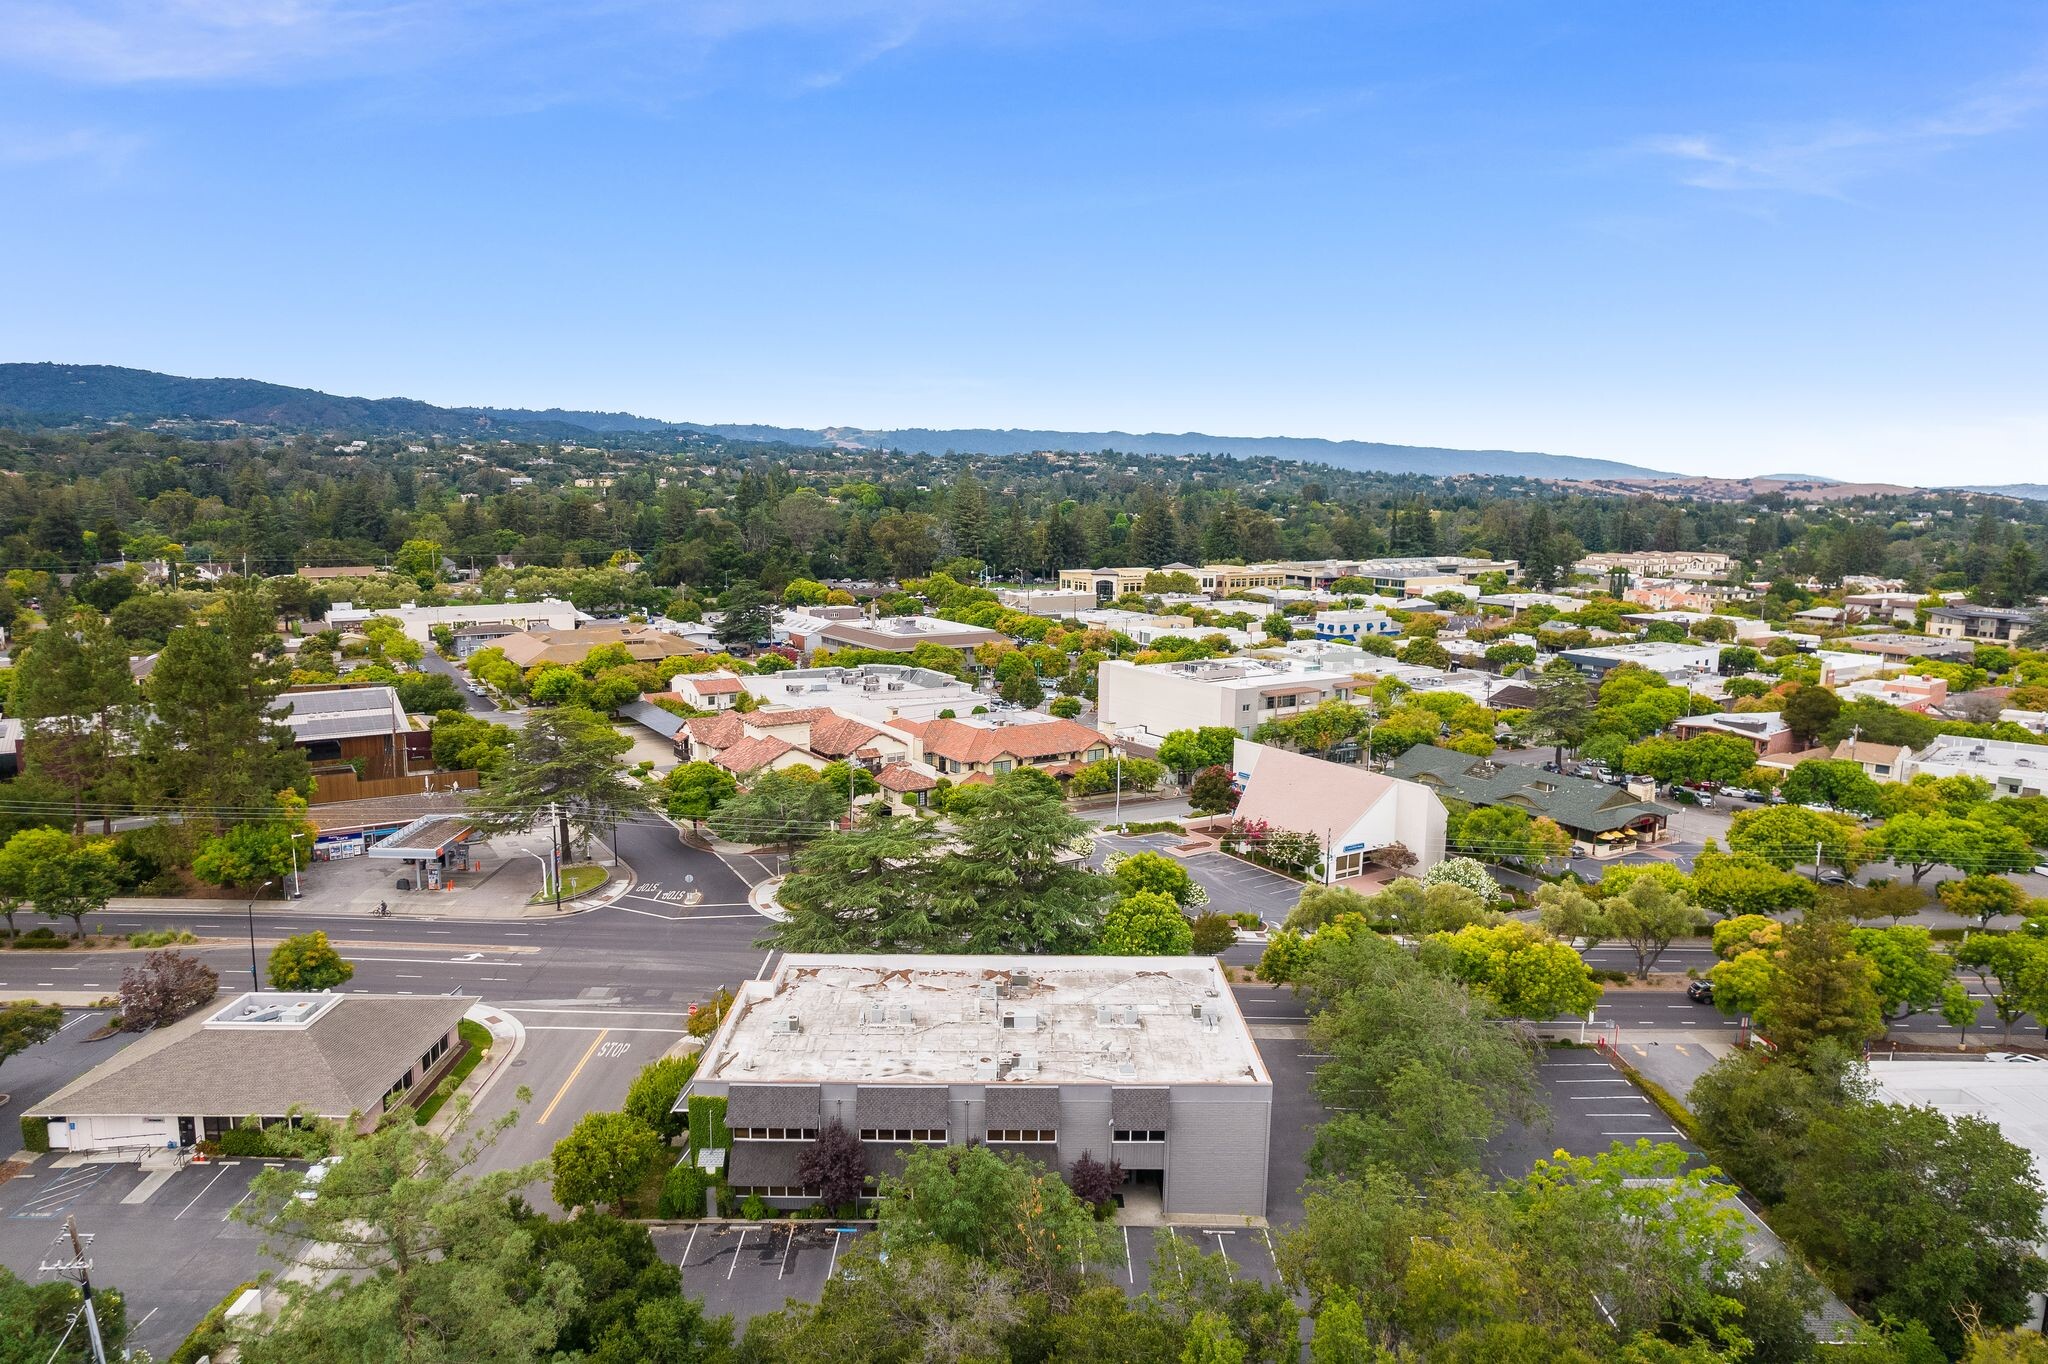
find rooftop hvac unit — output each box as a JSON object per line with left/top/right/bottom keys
{"left": 860, "top": 1003, "right": 885, "bottom": 1025}
{"left": 1013, "top": 1054, "right": 1040, "bottom": 1078}
{"left": 769, "top": 1015, "right": 802, "bottom": 1035}
{"left": 1009, "top": 971, "right": 1032, "bottom": 990}
{"left": 886, "top": 682, "right": 904, "bottom": 691}
{"left": 1001, "top": 1010, "right": 1039, "bottom": 1033}
{"left": 896, "top": 1004, "right": 915, "bottom": 1025}
{"left": 979, "top": 981, "right": 1004, "bottom": 1000}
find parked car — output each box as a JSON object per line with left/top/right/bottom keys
{"left": 1815, "top": 868, "right": 1851, "bottom": 887}
{"left": 295, "top": 1155, "right": 343, "bottom": 1202}
{"left": 1686, "top": 979, "right": 1715, "bottom": 1003}
{"left": 1720, "top": 787, "right": 1763, "bottom": 802}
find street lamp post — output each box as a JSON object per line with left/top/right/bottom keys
{"left": 1112, "top": 745, "right": 1124, "bottom": 823}
{"left": 247, "top": 879, "right": 276, "bottom": 991}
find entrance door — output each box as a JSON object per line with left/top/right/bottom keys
{"left": 177, "top": 1117, "right": 196, "bottom": 1147}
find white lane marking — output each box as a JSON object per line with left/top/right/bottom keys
{"left": 682, "top": 1222, "right": 700, "bottom": 1266}
{"left": 728, "top": 1228, "right": 750, "bottom": 1280}
{"left": 174, "top": 1165, "right": 233, "bottom": 1219}
{"left": 524, "top": 1025, "right": 683, "bottom": 1033}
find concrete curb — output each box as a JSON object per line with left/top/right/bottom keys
{"left": 748, "top": 876, "right": 788, "bottom": 923}
{"left": 443, "top": 1003, "right": 528, "bottom": 1128}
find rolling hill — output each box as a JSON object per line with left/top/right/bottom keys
{"left": 0, "top": 361, "right": 1677, "bottom": 479}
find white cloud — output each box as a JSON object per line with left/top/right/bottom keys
{"left": 1643, "top": 60, "right": 2048, "bottom": 197}
{"left": 0, "top": 0, "right": 1020, "bottom": 88}
{"left": 0, "top": 123, "right": 145, "bottom": 175}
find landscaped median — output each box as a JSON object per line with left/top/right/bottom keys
{"left": 529, "top": 862, "right": 610, "bottom": 904}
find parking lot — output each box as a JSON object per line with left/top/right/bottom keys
{"left": 1092, "top": 832, "right": 1307, "bottom": 929}
{"left": 0, "top": 1155, "right": 282, "bottom": 1359}
{"left": 652, "top": 1218, "right": 1285, "bottom": 1324}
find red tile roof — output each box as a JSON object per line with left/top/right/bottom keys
{"left": 915, "top": 716, "right": 1110, "bottom": 766}
{"left": 806, "top": 714, "right": 884, "bottom": 757}
{"left": 875, "top": 763, "right": 938, "bottom": 793}
{"left": 685, "top": 676, "right": 743, "bottom": 694}
{"left": 685, "top": 712, "right": 745, "bottom": 749}
{"left": 714, "top": 735, "right": 796, "bottom": 774}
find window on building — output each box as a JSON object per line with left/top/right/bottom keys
{"left": 860, "top": 1128, "right": 946, "bottom": 1142}
{"left": 384, "top": 1071, "right": 414, "bottom": 1106}
{"left": 734, "top": 1127, "right": 820, "bottom": 1140}
{"left": 993, "top": 759, "right": 1014, "bottom": 774}
{"left": 986, "top": 1129, "right": 1057, "bottom": 1143}
{"left": 1333, "top": 850, "right": 1364, "bottom": 878}
{"left": 1113, "top": 1129, "right": 1167, "bottom": 1143}
{"left": 420, "top": 1035, "right": 450, "bottom": 1073}
{"left": 729, "top": 1184, "right": 819, "bottom": 1197}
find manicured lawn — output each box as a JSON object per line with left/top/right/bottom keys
{"left": 414, "top": 1018, "right": 494, "bottom": 1125}
{"left": 528, "top": 863, "right": 608, "bottom": 904}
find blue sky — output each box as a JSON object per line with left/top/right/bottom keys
{"left": 2, "top": 2, "right": 2044, "bottom": 483}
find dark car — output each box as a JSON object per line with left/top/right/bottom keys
{"left": 1816, "top": 868, "right": 1851, "bottom": 887}
{"left": 1686, "top": 979, "right": 1715, "bottom": 1003}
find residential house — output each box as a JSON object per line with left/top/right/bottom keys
{"left": 1927, "top": 605, "right": 2038, "bottom": 643}
{"left": 279, "top": 686, "right": 423, "bottom": 781}
{"left": 1832, "top": 737, "right": 1909, "bottom": 782}
{"left": 1229, "top": 741, "right": 1446, "bottom": 883}
{"left": 1670, "top": 711, "right": 1795, "bottom": 756}
{"left": 1842, "top": 591, "right": 1925, "bottom": 625}
{"left": 890, "top": 713, "right": 1111, "bottom": 785}
{"left": 1622, "top": 584, "right": 1719, "bottom": 613}
{"left": 674, "top": 670, "right": 746, "bottom": 711}
{"left": 680, "top": 707, "right": 913, "bottom": 779}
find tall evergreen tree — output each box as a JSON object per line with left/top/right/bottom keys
{"left": 13, "top": 607, "right": 142, "bottom": 833}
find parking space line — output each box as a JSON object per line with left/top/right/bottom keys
{"left": 1124, "top": 1225, "right": 1134, "bottom": 1284}
{"left": 223, "top": 1188, "right": 254, "bottom": 1221}
{"left": 682, "top": 1223, "right": 700, "bottom": 1266}
{"left": 175, "top": 1164, "right": 234, "bottom": 1219}
{"left": 729, "top": 1228, "right": 751, "bottom": 1280}
{"left": 779, "top": 1227, "right": 796, "bottom": 1279}
{"left": 827, "top": 1229, "right": 845, "bottom": 1279}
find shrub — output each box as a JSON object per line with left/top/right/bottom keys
{"left": 688, "top": 988, "right": 734, "bottom": 1039}
{"left": 217, "top": 1126, "right": 270, "bottom": 1157}
{"left": 660, "top": 1162, "right": 709, "bottom": 1218}
{"left": 1067, "top": 1151, "right": 1122, "bottom": 1215}
{"left": 167, "top": 1280, "right": 259, "bottom": 1364}
{"left": 127, "top": 929, "right": 198, "bottom": 948}
{"left": 623, "top": 1054, "right": 698, "bottom": 1141}
{"left": 20, "top": 1114, "right": 48, "bottom": 1153}
{"left": 741, "top": 1193, "right": 768, "bottom": 1221}
{"left": 118, "top": 949, "right": 218, "bottom": 1030}
{"left": 11, "top": 927, "right": 66, "bottom": 950}
{"left": 1189, "top": 912, "right": 1237, "bottom": 955}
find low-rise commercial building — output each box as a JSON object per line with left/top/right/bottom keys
{"left": 1670, "top": 711, "right": 1794, "bottom": 756}
{"left": 328, "top": 597, "right": 587, "bottom": 643}
{"left": 1845, "top": 634, "right": 1978, "bottom": 665}
{"left": 1384, "top": 744, "right": 1668, "bottom": 853}
{"left": 1231, "top": 740, "right": 1446, "bottom": 882}
{"left": 280, "top": 685, "right": 424, "bottom": 780}
{"left": 1311, "top": 609, "right": 1398, "bottom": 643}
{"left": 28, "top": 992, "right": 475, "bottom": 1153}
{"left": 997, "top": 588, "right": 1098, "bottom": 618}
{"left": 740, "top": 663, "right": 984, "bottom": 726}
{"left": 806, "top": 615, "right": 1007, "bottom": 659}
{"left": 1907, "top": 735, "right": 2048, "bottom": 797}
{"left": 682, "top": 955, "right": 1271, "bottom": 1217}
{"left": 1558, "top": 641, "right": 1720, "bottom": 682}
{"left": 1076, "top": 608, "right": 1255, "bottom": 649}
{"left": 494, "top": 622, "right": 704, "bottom": 669}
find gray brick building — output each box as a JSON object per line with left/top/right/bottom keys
{"left": 680, "top": 955, "right": 1272, "bottom": 1218}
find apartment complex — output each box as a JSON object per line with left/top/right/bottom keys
{"left": 1576, "top": 550, "right": 1735, "bottom": 581}
{"left": 1927, "top": 605, "right": 2038, "bottom": 642}
{"left": 683, "top": 955, "right": 1272, "bottom": 1217}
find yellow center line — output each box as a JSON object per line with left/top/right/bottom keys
{"left": 537, "top": 1028, "right": 608, "bottom": 1126}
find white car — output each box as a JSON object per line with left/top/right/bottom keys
{"left": 295, "top": 1155, "right": 343, "bottom": 1202}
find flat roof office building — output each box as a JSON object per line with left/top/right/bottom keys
{"left": 682, "top": 955, "right": 1272, "bottom": 1217}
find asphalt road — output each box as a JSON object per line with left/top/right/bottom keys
{"left": 418, "top": 648, "right": 502, "bottom": 714}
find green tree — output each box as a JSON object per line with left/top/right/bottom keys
{"left": 714, "top": 581, "right": 774, "bottom": 649}
{"left": 467, "top": 706, "right": 655, "bottom": 863}
{"left": 236, "top": 1102, "right": 580, "bottom": 1364}
{"left": 1097, "top": 891, "right": 1195, "bottom": 955}
{"left": 707, "top": 767, "right": 845, "bottom": 846}
{"left": 11, "top": 607, "right": 142, "bottom": 835}
{"left": 1781, "top": 684, "right": 1842, "bottom": 746}
{"left": 267, "top": 931, "right": 356, "bottom": 991}
{"left": 1754, "top": 908, "right": 1885, "bottom": 1056}
{"left": 1954, "top": 930, "right": 2048, "bottom": 1043}
{"left": 0, "top": 1265, "right": 132, "bottom": 1364}
{"left": 551, "top": 1110, "right": 665, "bottom": 1213}
{"left": 1600, "top": 878, "right": 1707, "bottom": 979}
{"left": 1523, "top": 667, "right": 1591, "bottom": 767}
{"left": 518, "top": 1213, "right": 733, "bottom": 1364}
{"left": 781, "top": 578, "right": 830, "bottom": 606}
{"left": 1110, "top": 850, "right": 1203, "bottom": 907}
{"left": 934, "top": 771, "right": 1115, "bottom": 951}
{"left": 1848, "top": 925, "right": 1955, "bottom": 1019}
{"left": 192, "top": 814, "right": 315, "bottom": 890}
{"left": 1939, "top": 873, "right": 2031, "bottom": 927}
{"left": 1689, "top": 846, "right": 1818, "bottom": 916}
{"left": 1727, "top": 804, "right": 1864, "bottom": 872}
{"left": 0, "top": 1000, "right": 63, "bottom": 1074}
{"left": 738, "top": 1243, "right": 1024, "bottom": 1364}
{"left": 143, "top": 581, "right": 309, "bottom": 822}
{"left": 1689, "top": 1042, "right": 1870, "bottom": 1205}
{"left": 1778, "top": 1101, "right": 2048, "bottom": 1356}
{"left": 874, "top": 1144, "right": 1120, "bottom": 1304}
{"left": 1158, "top": 727, "right": 1238, "bottom": 784}
{"left": 1535, "top": 881, "right": 1610, "bottom": 949}
{"left": 1780, "top": 759, "right": 1886, "bottom": 816}
{"left": 622, "top": 1055, "right": 696, "bottom": 1142}
{"left": 14, "top": 831, "right": 121, "bottom": 937}
{"left": 774, "top": 815, "right": 954, "bottom": 950}
{"left": 662, "top": 761, "right": 737, "bottom": 830}
{"left": 1424, "top": 920, "right": 1601, "bottom": 1019}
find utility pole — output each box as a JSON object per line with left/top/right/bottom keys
{"left": 40, "top": 1217, "right": 108, "bottom": 1364}
{"left": 1814, "top": 838, "right": 1824, "bottom": 883}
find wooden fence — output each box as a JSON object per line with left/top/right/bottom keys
{"left": 312, "top": 770, "right": 480, "bottom": 804}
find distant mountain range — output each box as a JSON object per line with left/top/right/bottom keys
{"left": 1952, "top": 484, "right": 2048, "bottom": 502}
{"left": 0, "top": 362, "right": 1684, "bottom": 481}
